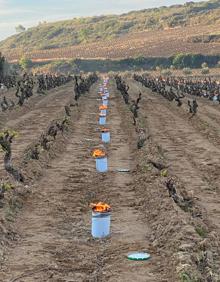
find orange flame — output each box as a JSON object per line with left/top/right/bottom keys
{"left": 90, "top": 202, "right": 111, "bottom": 213}
{"left": 92, "top": 149, "right": 106, "bottom": 158}
{"left": 99, "top": 105, "right": 108, "bottom": 110}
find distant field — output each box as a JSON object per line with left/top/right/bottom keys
{"left": 4, "top": 24, "right": 220, "bottom": 62}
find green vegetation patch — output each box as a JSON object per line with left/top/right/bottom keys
{"left": 195, "top": 226, "right": 208, "bottom": 238}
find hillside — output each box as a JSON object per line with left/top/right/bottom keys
{"left": 3, "top": 24, "right": 220, "bottom": 63}
{"left": 1, "top": 0, "right": 220, "bottom": 62}
{"left": 1, "top": 0, "right": 220, "bottom": 50}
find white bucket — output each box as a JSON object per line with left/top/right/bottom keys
{"left": 101, "top": 132, "right": 110, "bottom": 143}
{"left": 101, "top": 95, "right": 107, "bottom": 101}
{"left": 103, "top": 99, "right": 108, "bottom": 106}
{"left": 104, "top": 91, "right": 109, "bottom": 98}
{"left": 99, "top": 116, "right": 106, "bottom": 125}
{"left": 100, "top": 109, "right": 107, "bottom": 115}
{"left": 95, "top": 157, "right": 108, "bottom": 172}
{"left": 92, "top": 211, "right": 111, "bottom": 238}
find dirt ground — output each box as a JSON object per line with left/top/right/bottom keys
{"left": 0, "top": 78, "right": 219, "bottom": 281}
{"left": 126, "top": 79, "right": 220, "bottom": 280}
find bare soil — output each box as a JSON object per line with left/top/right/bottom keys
{"left": 0, "top": 79, "right": 219, "bottom": 281}
{"left": 126, "top": 79, "right": 220, "bottom": 280}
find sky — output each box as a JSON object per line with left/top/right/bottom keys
{"left": 0, "top": 0, "right": 205, "bottom": 41}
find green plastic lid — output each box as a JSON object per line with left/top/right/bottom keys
{"left": 127, "top": 252, "right": 151, "bottom": 261}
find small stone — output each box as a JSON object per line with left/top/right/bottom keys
{"left": 179, "top": 243, "right": 194, "bottom": 252}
